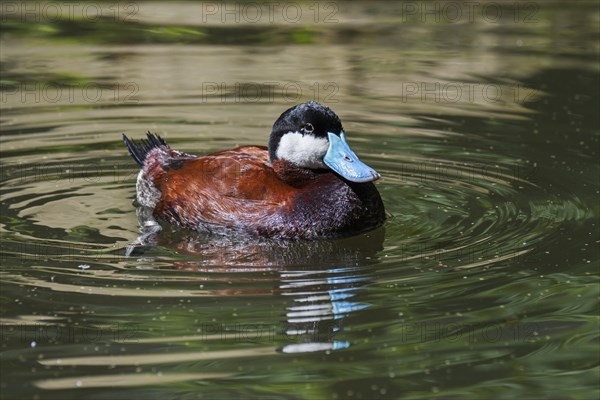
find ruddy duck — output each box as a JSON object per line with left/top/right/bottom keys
{"left": 123, "top": 101, "right": 385, "bottom": 239}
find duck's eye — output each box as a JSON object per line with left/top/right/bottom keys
{"left": 303, "top": 123, "right": 314, "bottom": 133}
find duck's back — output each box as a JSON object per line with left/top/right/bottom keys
{"left": 142, "top": 146, "right": 277, "bottom": 229}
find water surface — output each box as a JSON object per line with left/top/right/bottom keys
{"left": 1, "top": 1, "right": 598, "bottom": 399}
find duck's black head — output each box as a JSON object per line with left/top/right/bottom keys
{"left": 268, "top": 101, "right": 380, "bottom": 183}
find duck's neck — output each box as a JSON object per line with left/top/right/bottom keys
{"left": 271, "top": 159, "right": 327, "bottom": 187}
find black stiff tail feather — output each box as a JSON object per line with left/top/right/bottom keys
{"left": 122, "top": 131, "right": 169, "bottom": 167}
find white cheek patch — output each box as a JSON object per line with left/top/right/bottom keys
{"left": 276, "top": 131, "right": 329, "bottom": 169}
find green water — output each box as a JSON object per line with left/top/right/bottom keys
{"left": 1, "top": 1, "right": 598, "bottom": 399}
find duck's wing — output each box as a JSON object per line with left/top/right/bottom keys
{"left": 151, "top": 146, "right": 293, "bottom": 232}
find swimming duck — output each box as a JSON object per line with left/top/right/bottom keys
{"left": 123, "top": 101, "right": 385, "bottom": 239}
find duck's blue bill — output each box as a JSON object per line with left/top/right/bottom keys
{"left": 323, "top": 132, "right": 380, "bottom": 183}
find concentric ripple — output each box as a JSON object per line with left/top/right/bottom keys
{"left": 1, "top": 8, "right": 598, "bottom": 396}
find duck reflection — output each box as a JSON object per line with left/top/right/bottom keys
{"left": 278, "top": 263, "right": 374, "bottom": 353}
{"left": 127, "top": 210, "right": 384, "bottom": 353}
